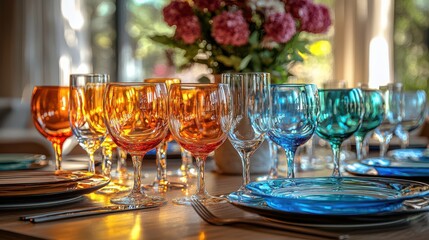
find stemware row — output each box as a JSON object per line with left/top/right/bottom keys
{"left": 32, "top": 72, "right": 424, "bottom": 207}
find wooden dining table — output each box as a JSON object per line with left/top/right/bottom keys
{"left": 1, "top": 157, "right": 429, "bottom": 240}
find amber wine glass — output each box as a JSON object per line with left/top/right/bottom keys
{"left": 144, "top": 78, "right": 183, "bottom": 191}
{"left": 104, "top": 82, "right": 169, "bottom": 206}
{"left": 69, "top": 74, "right": 109, "bottom": 173}
{"left": 169, "top": 83, "right": 231, "bottom": 205}
{"left": 31, "top": 86, "right": 73, "bottom": 171}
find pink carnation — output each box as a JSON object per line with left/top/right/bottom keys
{"left": 284, "top": 0, "right": 312, "bottom": 19}
{"left": 162, "top": 0, "right": 194, "bottom": 26}
{"left": 175, "top": 15, "right": 202, "bottom": 44}
{"left": 194, "top": 0, "right": 222, "bottom": 12}
{"left": 211, "top": 11, "right": 250, "bottom": 46}
{"left": 264, "top": 13, "right": 296, "bottom": 43}
{"left": 300, "top": 3, "right": 331, "bottom": 33}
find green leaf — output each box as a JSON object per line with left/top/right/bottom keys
{"left": 249, "top": 32, "right": 259, "bottom": 48}
{"left": 216, "top": 55, "right": 241, "bottom": 70}
{"left": 239, "top": 55, "right": 252, "bottom": 70}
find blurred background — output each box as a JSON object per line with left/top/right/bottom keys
{"left": 0, "top": 0, "right": 428, "bottom": 156}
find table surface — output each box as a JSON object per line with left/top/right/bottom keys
{"left": 1, "top": 157, "right": 429, "bottom": 240}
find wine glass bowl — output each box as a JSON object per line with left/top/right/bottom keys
{"left": 268, "top": 84, "right": 319, "bottom": 178}
{"left": 31, "top": 86, "right": 73, "bottom": 171}
{"left": 316, "top": 88, "right": 364, "bottom": 177}
{"left": 104, "top": 82, "right": 169, "bottom": 206}
{"left": 395, "top": 90, "right": 427, "bottom": 148}
{"left": 168, "top": 83, "right": 231, "bottom": 205}
{"left": 69, "top": 74, "right": 109, "bottom": 173}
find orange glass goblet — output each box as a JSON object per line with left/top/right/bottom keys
{"left": 104, "top": 82, "right": 169, "bottom": 206}
{"left": 31, "top": 86, "right": 73, "bottom": 171}
{"left": 169, "top": 83, "right": 231, "bottom": 205}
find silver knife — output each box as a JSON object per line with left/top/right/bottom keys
{"left": 20, "top": 205, "right": 160, "bottom": 223}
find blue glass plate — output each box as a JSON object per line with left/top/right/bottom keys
{"left": 246, "top": 177, "right": 429, "bottom": 215}
{"left": 361, "top": 157, "right": 429, "bottom": 176}
{"left": 388, "top": 148, "right": 429, "bottom": 162}
{"left": 227, "top": 191, "right": 429, "bottom": 226}
{"left": 0, "top": 154, "right": 47, "bottom": 170}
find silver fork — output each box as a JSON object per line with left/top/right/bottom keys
{"left": 190, "top": 197, "right": 348, "bottom": 240}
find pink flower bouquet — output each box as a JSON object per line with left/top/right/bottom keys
{"left": 151, "top": 0, "right": 332, "bottom": 83}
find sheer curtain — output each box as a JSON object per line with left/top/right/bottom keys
{"left": 0, "top": 0, "right": 91, "bottom": 103}
{"left": 333, "top": 0, "right": 394, "bottom": 88}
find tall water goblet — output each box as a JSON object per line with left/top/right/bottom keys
{"left": 395, "top": 90, "right": 426, "bottom": 148}
{"left": 144, "top": 78, "right": 184, "bottom": 191}
{"left": 221, "top": 72, "right": 271, "bottom": 195}
{"left": 374, "top": 83, "right": 403, "bottom": 157}
{"left": 168, "top": 83, "right": 231, "bottom": 205}
{"left": 31, "top": 86, "right": 73, "bottom": 171}
{"left": 316, "top": 88, "right": 364, "bottom": 177}
{"left": 104, "top": 82, "right": 169, "bottom": 206}
{"left": 268, "top": 84, "right": 319, "bottom": 178}
{"left": 69, "top": 74, "right": 109, "bottom": 173}
{"left": 354, "top": 89, "right": 385, "bottom": 161}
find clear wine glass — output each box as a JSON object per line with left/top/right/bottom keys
{"left": 374, "top": 83, "right": 403, "bottom": 157}
{"left": 268, "top": 84, "right": 319, "bottom": 178}
{"left": 168, "top": 83, "right": 231, "bottom": 205}
{"left": 395, "top": 90, "right": 427, "bottom": 148}
{"left": 354, "top": 88, "right": 385, "bottom": 161}
{"left": 143, "top": 77, "right": 186, "bottom": 191}
{"left": 31, "top": 86, "right": 73, "bottom": 172}
{"left": 104, "top": 82, "right": 169, "bottom": 206}
{"left": 69, "top": 74, "right": 109, "bottom": 173}
{"left": 221, "top": 72, "right": 271, "bottom": 197}
{"left": 316, "top": 88, "right": 364, "bottom": 177}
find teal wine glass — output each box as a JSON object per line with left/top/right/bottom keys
{"left": 268, "top": 84, "right": 319, "bottom": 178}
{"left": 354, "top": 89, "right": 385, "bottom": 161}
{"left": 316, "top": 88, "right": 364, "bottom": 177}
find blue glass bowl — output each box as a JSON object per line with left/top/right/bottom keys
{"left": 246, "top": 177, "right": 429, "bottom": 215}
{"left": 361, "top": 157, "right": 429, "bottom": 176}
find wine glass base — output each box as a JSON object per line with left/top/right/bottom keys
{"left": 96, "top": 182, "right": 131, "bottom": 195}
{"left": 142, "top": 181, "right": 187, "bottom": 193}
{"left": 111, "top": 193, "right": 166, "bottom": 206}
{"left": 172, "top": 194, "right": 227, "bottom": 206}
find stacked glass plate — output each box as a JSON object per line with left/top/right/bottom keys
{"left": 0, "top": 171, "right": 109, "bottom": 209}
{"left": 228, "top": 177, "right": 429, "bottom": 229}
{"left": 346, "top": 148, "right": 429, "bottom": 177}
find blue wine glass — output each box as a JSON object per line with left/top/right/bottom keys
{"left": 316, "top": 88, "right": 364, "bottom": 177}
{"left": 268, "top": 84, "right": 319, "bottom": 178}
{"left": 222, "top": 72, "right": 271, "bottom": 195}
{"left": 354, "top": 88, "right": 385, "bottom": 161}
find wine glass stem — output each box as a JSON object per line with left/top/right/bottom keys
{"left": 401, "top": 131, "right": 410, "bottom": 149}
{"left": 88, "top": 152, "right": 96, "bottom": 174}
{"left": 102, "top": 146, "right": 113, "bottom": 177}
{"left": 240, "top": 152, "right": 251, "bottom": 191}
{"left": 155, "top": 140, "right": 168, "bottom": 184}
{"left": 331, "top": 143, "right": 342, "bottom": 177}
{"left": 268, "top": 140, "right": 278, "bottom": 179}
{"left": 131, "top": 155, "right": 144, "bottom": 195}
{"left": 285, "top": 148, "right": 297, "bottom": 178}
{"left": 52, "top": 141, "right": 64, "bottom": 171}
{"left": 195, "top": 157, "right": 208, "bottom": 198}
{"left": 355, "top": 136, "right": 364, "bottom": 161}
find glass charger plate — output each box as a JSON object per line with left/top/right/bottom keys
{"left": 246, "top": 177, "right": 429, "bottom": 215}
{"left": 0, "top": 174, "right": 110, "bottom": 204}
{"left": 361, "top": 157, "right": 429, "bottom": 176}
{"left": 228, "top": 191, "right": 429, "bottom": 225}
{"left": 0, "top": 170, "right": 94, "bottom": 186}
{"left": 0, "top": 196, "right": 84, "bottom": 210}
{"left": 388, "top": 148, "right": 429, "bottom": 162}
